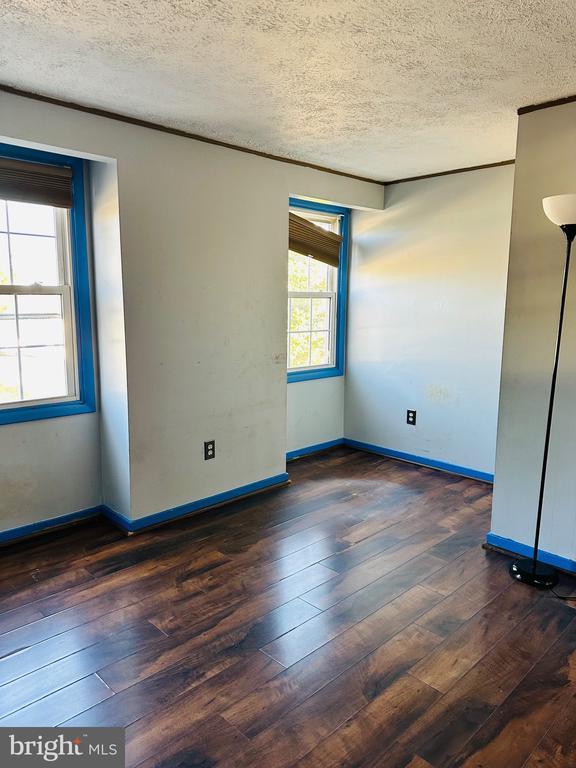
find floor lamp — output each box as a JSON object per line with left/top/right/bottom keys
{"left": 509, "top": 194, "right": 576, "bottom": 589}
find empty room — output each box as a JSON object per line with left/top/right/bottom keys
{"left": 0, "top": 2, "right": 575, "bottom": 766}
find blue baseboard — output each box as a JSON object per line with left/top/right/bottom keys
{"left": 0, "top": 473, "right": 290, "bottom": 543}
{"left": 286, "top": 439, "right": 345, "bottom": 461}
{"left": 100, "top": 505, "right": 131, "bottom": 531}
{"left": 101, "top": 472, "right": 290, "bottom": 533}
{"left": 0, "top": 506, "right": 101, "bottom": 545}
{"left": 486, "top": 533, "right": 576, "bottom": 575}
{"left": 343, "top": 438, "right": 494, "bottom": 483}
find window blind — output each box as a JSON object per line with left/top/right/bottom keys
{"left": 289, "top": 212, "right": 342, "bottom": 268}
{"left": 0, "top": 156, "right": 73, "bottom": 208}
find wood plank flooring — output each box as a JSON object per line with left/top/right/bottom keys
{"left": 1, "top": 446, "right": 576, "bottom": 767}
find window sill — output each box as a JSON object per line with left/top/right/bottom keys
{"left": 287, "top": 366, "right": 344, "bottom": 383}
{"left": 0, "top": 399, "right": 96, "bottom": 426}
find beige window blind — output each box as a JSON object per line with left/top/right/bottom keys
{"left": 0, "top": 156, "right": 73, "bottom": 208}
{"left": 289, "top": 211, "right": 342, "bottom": 268}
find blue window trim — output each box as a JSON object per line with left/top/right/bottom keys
{"left": 287, "top": 198, "right": 350, "bottom": 383}
{"left": 0, "top": 142, "right": 95, "bottom": 426}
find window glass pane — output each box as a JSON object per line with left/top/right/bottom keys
{"left": 0, "top": 295, "right": 17, "bottom": 348}
{"left": 311, "top": 331, "right": 330, "bottom": 366}
{"left": 288, "top": 251, "right": 309, "bottom": 291}
{"left": 7, "top": 201, "right": 56, "bottom": 236}
{"left": 0, "top": 234, "right": 10, "bottom": 285}
{"left": 312, "top": 298, "right": 330, "bottom": 331}
{"left": 17, "top": 295, "right": 65, "bottom": 347}
{"left": 21, "top": 346, "right": 67, "bottom": 401}
{"left": 309, "top": 260, "right": 328, "bottom": 292}
{"left": 287, "top": 208, "right": 343, "bottom": 373}
{"left": 289, "top": 332, "right": 310, "bottom": 368}
{"left": 290, "top": 297, "right": 311, "bottom": 332}
{"left": 0, "top": 177, "right": 82, "bottom": 411}
{"left": 0, "top": 349, "right": 20, "bottom": 403}
{"left": 10, "top": 234, "right": 59, "bottom": 285}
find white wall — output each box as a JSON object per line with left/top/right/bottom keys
{"left": 287, "top": 378, "right": 344, "bottom": 453}
{"left": 491, "top": 102, "right": 576, "bottom": 564}
{"left": 0, "top": 415, "right": 101, "bottom": 530}
{"left": 90, "top": 160, "right": 131, "bottom": 519}
{"left": 0, "top": 162, "right": 102, "bottom": 532}
{"left": 345, "top": 165, "right": 514, "bottom": 477}
{"left": 0, "top": 90, "right": 382, "bottom": 529}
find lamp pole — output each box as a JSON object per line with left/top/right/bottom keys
{"left": 509, "top": 210, "right": 576, "bottom": 589}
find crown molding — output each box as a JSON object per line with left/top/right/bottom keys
{"left": 0, "top": 83, "right": 383, "bottom": 186}
{"left": 384, "top": 159, "right": 514, "bottom": 185}
{"left": 518, "top": 94, "right": 576, "bottom": 115}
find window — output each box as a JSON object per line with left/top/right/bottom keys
{"left": 0, "top": 144, "right": 95, "bottom": 425}
{"left": 287, "top": 199, "right": 349, "bottom": 382}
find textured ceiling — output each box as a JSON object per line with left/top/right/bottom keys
{"left": 1, "top": 0, "right": 576, "bottom": 180}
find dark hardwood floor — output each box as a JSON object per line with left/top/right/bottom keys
{"left": 1, "top": 446, "right": 576, "bottom": 767}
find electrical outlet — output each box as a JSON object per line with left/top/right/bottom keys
{"left": 407, "top": 410, "right": 417, "bottom": 426}
{"left": 204, "top": 440, "right": 215, "bottom": 460}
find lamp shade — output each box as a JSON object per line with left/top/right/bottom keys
{"left": 542, "top": 194, "right": 576, "bottom": 226}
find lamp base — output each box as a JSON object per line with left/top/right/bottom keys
{"left": 509, "top": 558, "right": 559, "bottom": 589}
